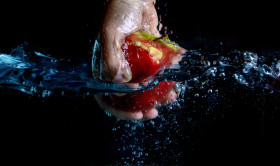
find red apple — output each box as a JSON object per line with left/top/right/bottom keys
{"left": 110, "top": 81, "right": 176, "bottom": 111}
{"left": 123, "top": 30, "right": 182, "bottom": 83}
{"left": 110, "top": 31, "right": 182, "bottom": 112}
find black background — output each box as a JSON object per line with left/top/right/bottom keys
{"left": 1, "top": 1, "right": 280, "bottom": 165}
{"left": 2, "top": 1, "right": 280, "bottom": 55}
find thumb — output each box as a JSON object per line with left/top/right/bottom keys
{"left": 101, "top": 43, "right": 132, "bottom": 83}
{"left": 101, "top": 9, "right": 133, "bottom": 83}
{"left": 103, "top": 57, "right": 132, "bottom": 83}
{"left": 101, "top": 0, "right": 144, "bottom": 83}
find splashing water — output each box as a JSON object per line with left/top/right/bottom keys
{"left": 0, "top": 44, "right": 147, "bottom": 97}
{"left": 99, "top": 47, "right": 280, "bottom": 165}
{"left": 1, "top": 43, "right": 280, "bottom": 98}
{"left": 1, "top": 43, "right": 280, "bottom": 165}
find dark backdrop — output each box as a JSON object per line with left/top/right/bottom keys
{"left": 2, "top": 1, "right": 280, "bottom": 54}
{"left": 1, "top": 1, "right": 280, "bottom": 165}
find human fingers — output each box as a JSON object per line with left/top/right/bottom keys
{"left": 101, "top": 0, "right": 142, "bottom": 83}
{"left": 94, "top": 95, "right": 144, "bottom": 120}
{"left": 162, "top": 89, "right": 177, "bottom": 104}
{"left": 141, "top": 0, "right": 160, "bottom": 36}
{"left": 101, "top": 0, "right": 160, "bottom": 83}
{"left": 95, "top": 93, "right": 159, "bottom": 121}
{"left": 142, "top": 108, "right": 159, "bottom": 121}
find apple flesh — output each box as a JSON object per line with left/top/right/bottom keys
{"left": 110, "top": 31, "right": 182, "bottom": 112}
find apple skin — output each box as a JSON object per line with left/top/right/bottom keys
{"left": 122, "top": 30, "right": 182, "bottom": 83}
{"left": 110, "top": 31, "right": 181, "bottom": 112}
{"left": 110, "top": 81, "right": 176, "bottom": 111}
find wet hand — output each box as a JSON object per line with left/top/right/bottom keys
{"left": 101, "top": 0, "right": 160, "bottom": 83}
{"left": 95, "top": 90, "right": 178, "bottom": 121}
{"left": 95, "top": 0, "right": 183, "bottom": 121}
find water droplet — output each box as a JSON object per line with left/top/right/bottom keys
{"left": 42, "top": 90, "right": 52, "bottom": 97}
{"left": 193, "top": 77, "right": 199, "bottom": 83}
{"left": 131, "top": 125, "right": 136, "bottom": 130}
{"left": 30, "top": 86, "right": 37, "bottom": 93}
{"left": 219, "top": 72, "right": 226, "bottom": 77}
{"left": 104, "top": 111, "right": 112, "bottom": 117}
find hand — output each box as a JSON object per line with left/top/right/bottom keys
{"left": 101, "top": 0, "right": 160, "bottom": 83}
{"left": 95, "top": 90, "right": 178, "bottom": 121}
{"left": 95, "top": 0, "right": 183, "bottom": 121}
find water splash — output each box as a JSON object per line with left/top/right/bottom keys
{"left": 106, "top": 104, "right": 185, "bottom": 165}
{"left": 100, "top": 47, "right": 280, "bottom": 165}
{"left": 2, "top": 44, "right": 280, "bottom": 165}
{"left": 0, "top": 45, "right": 149, "bottom": 97}
{"left": 1, "top": 44, "right": 280, "bottom": 98}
